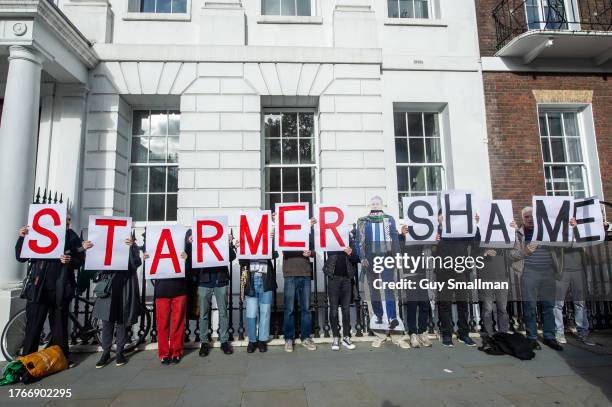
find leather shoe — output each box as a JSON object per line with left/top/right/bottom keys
{"left": 543, "top": 338, "right": 563, "bottom": 351}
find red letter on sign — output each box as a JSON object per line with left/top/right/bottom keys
{"left": 196, "top": 220, "right": 224, "bottom": 263}
{"left": 150, "top": 229, "right": 180, "bottom": 275}
{"left": 319, "top": 206, "right": 345, "bottom": 248}
{"left": 239, "top": 214, "right": 269, "bottom": 256}
{"left": 95, "top": 218, "right": 128, "bottom": 266}
{"left": 278, "top": 205, "right": 306, "bottom": 248}
{"left": 28, "top": 208, "right": 61, "bottom": 254}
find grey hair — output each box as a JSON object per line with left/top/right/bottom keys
{"left": 521, "top": 206, "right": 532, "bottom": 216}
{"left": 370, "top": 195, "right": 383, "bottom": 203}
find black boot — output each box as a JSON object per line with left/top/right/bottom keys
{"left": 96, "top": 352, "right": 111, "bottom": 369}
{"left": 543, "top": 338, "right": 563, "bottom": 351}
{"left": 258, "top": 341, "right": 268, "bottom": 353}
{"left": 115, "top": 352, "right": 127, "bottom": 366}
{"left": 199, "top": 342, "right": 210, "bottom": 357}
{"left": 247, "top": 342, "right": 257, "bottom": 353}
{"left": 529, "top": 339, "right": 542, "bottom": 350}
{"left": 221, "top": 342, "right": 234, "bottom": 355}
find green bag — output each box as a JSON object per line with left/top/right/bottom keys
{"left": 0, "top": 361, "right": 25, "bottom": 386}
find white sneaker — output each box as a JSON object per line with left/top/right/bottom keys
{"left": 301, "top": 337, "right": 317, "bottom": 351}
{"left": 397, "top": 336, "right": 411, "bottom": 349}
{"left": 418, "top": 333, "right": 432, "bottom": 347}
{"left": 331, "top": 338, "right": 340, "bottom": 351}
{"left": 371, "top": 336, "right": 387, "bottom": 348}
{"left": 556, "top": 335, "right": 567, "bottom": 344}
{"left": 285, "top": 340, "right": 294, "bottom": 352}
{"left": 410, "top": 333, "right": 421, "bottom": 348}
{"left": 342, "top": 337, "right": 356, "bottom": 350}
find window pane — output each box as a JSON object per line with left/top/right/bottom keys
{"left": 149, "top": 137, "right": 166, "bottom": 163}
{"left": 141, "top": 0, "right": 155, "bottom": 13}
{"left": 538, "top": 115, "right": 548, "bottom": 138}
{"left": 282, "top": 113, "right": 298, "bottom": 138}
{"left": 168, "top": 112, "right": 180, "bottom": 135}
{"left": 393, "top": 112, "right": 407, "bottom": 138}
{"left": 547, "top": 113, "right": 563, "bottom": 137}
{"left": 281, "top": 0, "right": 296, "bottom": 16}
{"left": 283, "top": 193, "right": 299, "bottom": 203}
{"left": 388, "top": 0, "right": 399, "bottom": 17}
{"left": 566, "top": 138, "right": 582, "bottom": 162}
{"left": 540, "top": 138, "right": 551, "bottom": 162}
{"left": 157, "top": 0, "right": 171, "bottom": 12}
{"left": 300, "top": 193, "right": 313, "bottom": 209}
{"left": 409, "top": 166, "right": 426, "bottom": 191}
{"left": 148, "top": 195, "right": 165, "bottom": 221}
{"left": 262, "top": 0, "right": 280, "bottom": 15}
{"left": 563, "top": 113, "right": 578, "bottom": 138}
{"left": 427, "top": 167, "right": 443, "bottom": 192}
{"left": 131, "top": 167, "right": 148, "bottom": 193}
{"left": 551, "top": 166, "right": 568, "bottom": 191}
{"left": 268, "top": 167, "right": 281, "bottom": 192}
{"left": 133, "top": 111, "right": 150, "bottom": 135}
{"left": 166, "top": 194, "right": 177, "bottom": 221}
{"left": 299, "top": 167, "right": 314, "bottom": 191}
{"left": 172, "top": 0, "right": 186, "bottom": 13}
{"left": 424, "top": 113, "right": 439, "bottom": 137}
{"left": 267, "top": 194, "right": 281, "bottom": 210}
{"left": 415, "top": 0, "right": 429, "bottom": 18}
{"left": 298, "top": 113, "right": 314, "bottom": 138}
{"left": 395, "top": 138, "right": 408, "bottom": 163}
{"left": 425, "top": 137, "right": 441, "bottom": 163}
{"left": 131, "top": 137, "right": 149, "bottom": 163}
{"left": 409, "top": 138, "right": 425, "bottom": 163}
{"left": 400, "top": 0, "right": 413, "bottom": 18}
{"left": 282, "top": 167, "right": 298, "bottom": 192}
{"left": 167, "top": 137, "right": 179, "bottom": 163}
{"left": 150, "top": 167, "right": 166, "bottom": 193}
{"left": 396, "top": 167, "right": 409, "bottom": 192}
{"left": 167, "top": 166, "right": 178, "bottom": 192}
{"left": 407, "top": 113, "right": 423, "bottom": 138}
{"left": 297, "top": 0, "right": 311, "bottom": 16}
{"left": 265, "top": 114, "right": 281, "bottom": 138}
{"left": 299, "top": 139, "right": 314, "bottom": 164}
{"left": 550, "top": 138, "right": 565, "bottom": 162}
{"left": 265, "top": 139, "right": 281, "bottom": 164}
{"left": 150, "top": 111, "right": 168, "bottom": 136}
{"left": 282, "top": 139, "right": 298, "bottom": 164}
{"left": 130, "top": 194, "right": 147, "bottom": 221}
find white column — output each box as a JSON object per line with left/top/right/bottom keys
{"left": 0, "top": 45, "right": 43, "bottom": 287}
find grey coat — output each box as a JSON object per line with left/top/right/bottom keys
{"left": 92, "top": 245, "right": 142, "bottom": 325}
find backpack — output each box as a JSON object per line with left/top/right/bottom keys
{"left": 479, "top": 332, "right": 535, "bottom": 360}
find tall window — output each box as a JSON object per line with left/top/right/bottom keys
{"left": 129, "top": 0, "right": 187, "bottom": 13}
{"left": 525, "top": 0, "right": 572, "bottom": 29}
{"left": 388, "top": 0, "right": 430, "bottom": 18}
{"left": 130, "top": 110, "right": 179, "bottom": 222}
{"left": 262, "top": 0, "right": 313, "bottom": 16}
{"left": 539, "top": 111, "right": 587, "bottom": 197}
{"left": 263, "top": 111, "right": 316, "bottom": 211}
{"left": 394, "top": 111, "right": 444, "bottom": 212}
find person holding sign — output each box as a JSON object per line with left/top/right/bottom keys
{"left": 15, "top": 209, "right": 83, "bottom": 365}
{"left": 184, "top": 226, "right": 236, "bottom": 357}
{"left": 509, "top": 207, "right": 564, "bottom": 351}
{"left": 83, "top": 233, "right": 142, "bottom": 368}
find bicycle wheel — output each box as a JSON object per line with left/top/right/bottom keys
{"left": 1, "top": 309, "right": 27, "bottom": 361}
{"left": 92, "top": 306, "right": 151, "bottom": 353}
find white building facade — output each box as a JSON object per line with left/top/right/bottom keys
{"left": 0, "top": 0, "right": 492, "bottom": 328}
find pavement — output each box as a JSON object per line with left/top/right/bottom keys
{"left": 1, "top": 333, "right": 612, "bottom": 407}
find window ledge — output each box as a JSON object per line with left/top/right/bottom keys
{"left": 257, "top": 15, "right": 323, "bottom": 25}
{"left": 123, "top": 12, "right": 191, "bottom": 21}
{"left": 384, "top": 18, "right": 447, "bottom": 27}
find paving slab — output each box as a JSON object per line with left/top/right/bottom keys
{"left": 241, "top": 389, "right": 308, "bottom": 407}
{"left": 109, "top": 388, "right": 182, "bottom": 407}
{"left": 303, "top": 379, "right": 377, "bottom": 407}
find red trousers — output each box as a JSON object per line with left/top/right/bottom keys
{"left": 155, "top": 295, "right": 187, "bottom": 360}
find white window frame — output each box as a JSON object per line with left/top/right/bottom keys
{"left": 128, "top": 109, "right": 180, "bottom": 227}
{"left": 524, "top": 0, "right": 580, "bottom": 30}
{"left": 124, "top": 0, "right": 191, "bottom": 21}
{"left": 258, "top": 0, "right": 323, "bottom": 24}
{"left": 536, "top": 104, "right": 602, "bottom": 199}
{"left": 261, "top": 107, "right": 320, "bottom": 211}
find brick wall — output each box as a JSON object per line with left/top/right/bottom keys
{"left": 483, "top": 72, "right": 612, "bottom": 216}
{"left": 476, "top": 0, "right": 504, "bottom": 56}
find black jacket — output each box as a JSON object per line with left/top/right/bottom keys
{"left": 322, "top": 236, "right": 359, "bottom": 279}
{"left": 16, "top": 229, "right": 84, "bottom": 307}
{"left": 185, "top": 228, "right": 236, "bottom": 286}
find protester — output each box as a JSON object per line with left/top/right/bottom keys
{"left": 184, "top": 229, "right": 236, "bottom": 357}
{"left": 84, "top": 235, "right": 142, "bottom": 368}
{"left": 509, "top": 206, "right": 563, "bottom": 351}
{"left": 283, "top": 218, "right": 316, "bottom": 352}
{"left": 477, "top": 248, "right": 510, "bottom": 343}
{"left": 15, "top": 213, "right": 83, "bottom": 367}
{"left": 144, "top": 249, "right": 189, "bottom": 364}
{"left": 321, "top": 228, "right": 359, "bottom": 351}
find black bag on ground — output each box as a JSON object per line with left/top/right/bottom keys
{"left": 479, "top": 332, "right": 535, "bottom": 360}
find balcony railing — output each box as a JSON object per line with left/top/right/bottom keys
{"left": 493, "top": 0, "right": 612, "bottom": 51}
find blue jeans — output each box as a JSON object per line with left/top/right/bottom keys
{"left": 405, "top": 301, "right": 430, "bottom": 335}
{"left": 368, "top": 265, "right": 397, "bottom": 321}
{"left": 245, "top": 274, "right": 273, "bottom": 343}
{"left": 283, "top": 276, "right": 312, "bottom": 341}
{"left": 522, "top": 267, "right": 556, "bottom": 340}
{"left": 553, "top": 269, "right": 589, "bottom": 337}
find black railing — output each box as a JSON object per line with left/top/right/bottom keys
{"left": 493, "top": 0, "right": 612, "bottom": 50}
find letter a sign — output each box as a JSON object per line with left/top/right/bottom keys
{"left": 145, "top": 225, "right": 186, "bottom": 279}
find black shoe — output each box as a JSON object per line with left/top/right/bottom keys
{"left": 161, "top": 357, "right": 171, "bottom": 365}
{"left": 199, "top": 342, "right": 210, "bottom": 357}
{"left": 388, "top": 319, "right": 400, "bottom": 330}
{"left": 529, "top": 339, "right": 542, "bottom": 350}
{"left": 115, "top": 352, "right": 127, "bottom": 367}
{"left": 258, "top": 341, "right": 268, "bottom": 353}
{"left": 247, "top": 342, "right": 257, "bottom": 353}
{"left": 375, "top": 317, "right": 383, "bottom": 325}
{"left": 221, "top": 342, "right": 234, "bottom": 355}
{"left": 543, "top": 338, "right": 563, "bottom": 351}
{"left": 171, "top": 356, "right": 181, "bottom": 364}
{"left": 67, "top": 360, "right": 77, "bottom": 369}
{"left": 95, "top": 352, "right": 111, "bottom": 369}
